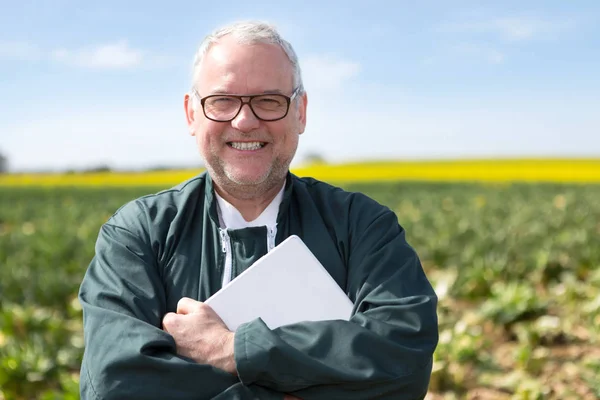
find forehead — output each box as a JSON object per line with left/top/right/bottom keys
{"left": 196, "top": 36, "right": 294, "bottom": 94}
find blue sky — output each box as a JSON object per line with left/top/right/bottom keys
{"left": 1, "top": 1, "right": 599, "bottom": 171}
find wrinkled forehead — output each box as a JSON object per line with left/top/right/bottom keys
{"left": 195, "top": 37, "right": 294, "bottom": 94}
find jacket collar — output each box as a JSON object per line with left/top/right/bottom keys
{"left": 277, "top": 172, "right": 295, "bottom": 224}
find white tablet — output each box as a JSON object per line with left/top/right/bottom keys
{"left": 205, "top": 235, "right": 353, "bottom": 331}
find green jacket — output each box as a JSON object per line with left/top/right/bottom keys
{"left": 79, "top": 172, "right": 438, "bottom": 400}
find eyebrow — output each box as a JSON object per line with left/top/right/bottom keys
{"left": 209, "top": 88, "right": 285, "bottom": 95}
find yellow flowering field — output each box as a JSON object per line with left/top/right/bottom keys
{"left": 1, "top": 158, "right": 599, "bottom": 187}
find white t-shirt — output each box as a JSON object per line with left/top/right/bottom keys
{"left": 215, "top": 183, "right": 285, "bottom": 230}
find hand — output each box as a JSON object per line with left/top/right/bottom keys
{"left": 162, "top": 297, "right": 236, "bottom": 375}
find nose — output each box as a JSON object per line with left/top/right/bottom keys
{"left": 231, "top": 103, "right": 261, "bottom": 132}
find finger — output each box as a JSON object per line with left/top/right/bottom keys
{"left": 177, "top": 297, "right": 203, "bottom": 315}
{"left": 162, "top": 312, "right": 179, "bottom": 332}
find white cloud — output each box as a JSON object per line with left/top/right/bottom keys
{"left": 452, "top": 43, "right": 506, "bottom": 64}
{"left": 51, "top": 40, "right": 144, "bottom": 69}
{"left": 0, "top": 40, "right": 41, "bottom": 61}
{"left": 1, "top": 39, "right": 173, "bottom": 70}
{"left": 301, "top": 55, "right": 361, "bottom": 91}
{"left": 441, "top": 17, "right": 573, "bottom": 41}
{"left": 493, "top": 18, "right": 541, "bottom": 40}
{"left": 487, "top": 49, "right": 505, "bottom": 64}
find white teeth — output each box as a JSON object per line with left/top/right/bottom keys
{"left": 230, "top": 142, "right": 264, "bottom": 151}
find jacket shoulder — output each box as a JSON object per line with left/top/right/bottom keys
{"left": 292, "top": 175, "right": 394, "bottom": 222}
{"left": 108, "top": 173, "right": 207, "bottom": 229}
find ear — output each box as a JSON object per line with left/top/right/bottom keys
{"left": 297, "top": 92, "right": 308, "bottom": 135}
{"left": 184, "top": 93, "right": 197, "bottom": 136}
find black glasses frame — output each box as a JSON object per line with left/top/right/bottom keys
{"left": 192, "top": 87, "right": 301, "bottom": 122}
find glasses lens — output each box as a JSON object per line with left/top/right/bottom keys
{"left": 250, "top": 95, "right": 289, "bottom": 120}
{"left": 204, "top": 96, "right": 242, "bottom": 121}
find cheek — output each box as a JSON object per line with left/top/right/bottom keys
{"left": 282, "top": 123, "right": 301, "bottom": 147}
{"left": 270, "top": 120, "right": 297, "bottom": 140}
{"left": 195, "top": 122, "right": 223, "bottom": 148}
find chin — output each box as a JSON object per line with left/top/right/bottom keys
{"left": 224, "top": 170, "right": 271, "bottom": 186}
{"left": 210, "top": 158, "right": 290, "bottom": 190}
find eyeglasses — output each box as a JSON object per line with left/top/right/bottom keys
{"left": 192, "top": 87, "right": 301, "bottom": 122}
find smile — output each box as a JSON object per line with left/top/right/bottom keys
{"left": 227, "top": 142, "right": 266, "bottom": 151}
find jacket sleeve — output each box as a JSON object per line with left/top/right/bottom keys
{"left": 234, "top": 209, "right": 439, "bottom": 400}
{"left": 79, "top": 204, "right": 284, "bottom": 400}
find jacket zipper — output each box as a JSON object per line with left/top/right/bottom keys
{"left": 219, "top": 229, "right": 232, "bottom": 287}
{"left": 267, "top": 226, "right": 276, "bottom": 252}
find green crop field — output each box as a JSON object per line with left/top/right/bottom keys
{"left": 1, "top": 182, "right": 599, "bottom": 399}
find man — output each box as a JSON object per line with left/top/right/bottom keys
{"left": 79, "top": 21, "right": 438, "bottom": 400}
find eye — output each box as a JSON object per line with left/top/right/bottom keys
{"left": 212, "top": 97, "right": 236, "bottom": 104}
{"left": 206, "top": 96, "right": 238, "bottom": 110}
{"left": 255, "top": 96, "right": 285, "bottom": 109}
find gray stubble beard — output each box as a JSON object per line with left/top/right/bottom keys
{"left": 206, "top": 153, "right": 293, "bottom": 201}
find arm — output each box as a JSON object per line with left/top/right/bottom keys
{"left": 79, "top": 206, "right": 283, "bottom": 400}
{"left": 234, "top": 211, "right": 439, "bottom": 400}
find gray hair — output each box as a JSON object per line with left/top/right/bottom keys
{"left": 191, "top": 21, "right": 304, "bottom": 95}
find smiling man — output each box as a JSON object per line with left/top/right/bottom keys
{"left": 79, "top": 21, "right": 438, "bottom": 400}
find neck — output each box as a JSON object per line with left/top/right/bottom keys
{"left": 213, "top": 177, "right": 285, "bottom": 222}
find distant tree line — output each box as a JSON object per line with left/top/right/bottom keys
{"left": 0, "top": 152, "right": 7, "bottom": 173}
